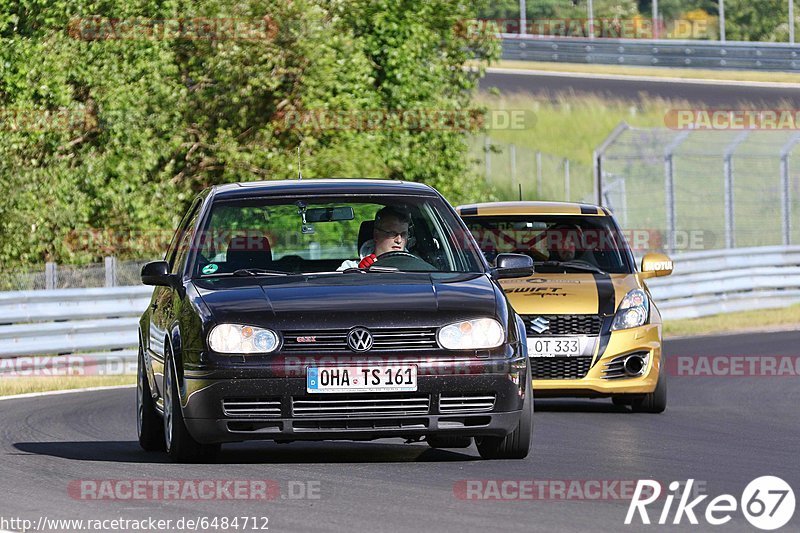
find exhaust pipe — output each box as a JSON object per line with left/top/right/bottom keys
{"left": 623, "top": 354, "right": 647, "bottom": 376}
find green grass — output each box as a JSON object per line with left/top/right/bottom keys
{"left": 486, "top": 60, "right": 800, "bottom": 84}
{"left": 0, "top": 375, "right": 135, "bottom": 397}
{"left": 663, "top": 304, "right": 800, "bottom": 338}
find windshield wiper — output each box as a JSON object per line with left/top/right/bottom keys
{"left": 534, "top": 261, "right": 607, "bottom": 275}
{"left": 231, "top": 268, "right": 289, "bottom": 277}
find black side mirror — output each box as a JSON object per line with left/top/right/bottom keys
{"left": 141, "top": 261, "right": 179, "bottom": 287}
{"left": 493, "top": 253, "right": 534, "bottom": 280}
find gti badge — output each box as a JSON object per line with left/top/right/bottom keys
{"left": 530, "top": 317, "right": 550, "bottom": 334}
{"left": 347, "top": 327, "right": 374, "bottom": 352}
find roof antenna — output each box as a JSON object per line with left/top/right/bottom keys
{"left": 297, "top": 146, "right": 303, "bottom": 180}
{"left": 518, "top": 183, "right": 523, "bottom": 201}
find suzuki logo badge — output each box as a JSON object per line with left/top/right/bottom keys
{"left": 347, "top": 327, "right": 374, "bottom": 352}
{"left": 530, "top": 317, "right": 550, "bottom": 334}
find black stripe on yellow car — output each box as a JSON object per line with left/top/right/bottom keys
{"left": 593, "top": 273, "right": 616, "bottom": 366}
{"left": 580, "top": 204, "right": 598, "bottom": 215}
{"left": 460, "top": 206, "right": 478, "bottom": 216}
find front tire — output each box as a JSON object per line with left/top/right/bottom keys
{"left": 631, "top": 367, "right": 667, "bottom": 413}
{"left": 163, "top": 349, "right": 220, "bottom": 463}
{"left": 476, "top": 371, "right": 533, "bottom": 460}
{"left": 137, "top": 344, "right": 165, "bottom": 451}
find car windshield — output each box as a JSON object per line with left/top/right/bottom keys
{"left": 461, "top": 215, "right": 634, "bottom": 274}
{"left": 191, "top": 195, "right": 485, "bottom": 276}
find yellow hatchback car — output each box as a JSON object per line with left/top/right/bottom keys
{"left": 457, "top": 201, "right": 672, "bottom": 413}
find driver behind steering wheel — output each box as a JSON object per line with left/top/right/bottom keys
{"left": 338, "top": 206, "right": 430, "bottom": 270}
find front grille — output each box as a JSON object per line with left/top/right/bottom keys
{"left": 293, "top": 418, "right": 428, "bottom": 432}
{"left": 281, "top": 327, "right": 439, "bottom": 352}
{"left": 439, "top": 394, "right": 496, "bottom": 413}
{"left": 222, "top": 398, "right": 282, "bottom": 417}
{"left": 530, "top": 356, "right": 593, "bottom": 380}
{"left": 292, "top": 394, "right": 430, "bottom": 417}
{"left": 522, "top": 315, "right": 602, "bottom": 336}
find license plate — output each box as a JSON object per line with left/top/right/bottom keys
{"left": 306, "top": 365, "right": 418, "bottom": 393}
{"left": 528, "top": 337, "right": 588, "bottom": 358}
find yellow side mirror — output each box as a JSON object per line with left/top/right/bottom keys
{"left": 640, "top": 253, "right": 673, "bottom": 278}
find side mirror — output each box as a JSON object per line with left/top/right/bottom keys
{"left": 493, "top": 253, "right": 534, "bottom": 280}
{"left": 640, "top": 253, "right": 673, "bottom": 278}
{"left": 141, "top": 261, "right": 179, "bottom": 287}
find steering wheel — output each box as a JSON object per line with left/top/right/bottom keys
{"left": 375, "top": 250, "right": 436, "bottom": 271}
{"left": 377, "top": 251, "right": 417, "bottom": 260}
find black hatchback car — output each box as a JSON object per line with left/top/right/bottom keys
{"left": 137, "top": 179, "right": 534, "bottom": 462}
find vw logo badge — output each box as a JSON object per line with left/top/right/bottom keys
{"left": 347, "top": 327, "right": 374, "bottom": 352}
{"left": 530, "top": 317, "right": 550, "bottom": 334}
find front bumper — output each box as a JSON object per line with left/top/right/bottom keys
{"left": 179, "top": 356, "right": 528, "bottom": 444}
{"left": 532, "top": 324, "right": 663, "bottom": 396}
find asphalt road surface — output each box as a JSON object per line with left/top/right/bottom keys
{"left": 1, "top": 331, "right": 798, "bottom": 532}
{"left": 481, "top": 68, "right": 800, "bottom": 107}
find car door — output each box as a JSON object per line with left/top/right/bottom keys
{"left": 147, "top": 198, "right": 203, "bottom": 398}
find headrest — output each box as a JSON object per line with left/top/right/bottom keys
{"left": 226, "top": 234, "right": 272, "bottom": 270}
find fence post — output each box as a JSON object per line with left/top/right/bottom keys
{"left": 484, "top": 136, "right": 491, "bottom": 182}
{"left": 780, "top": 133, "right": 800, "bottom": 245}
{"left": 519, "top": 0, "right": 526, "bottom": 35}
{"left": 593, "top": 122, "right": 630, "bottom": 205}
{"left": 45, "top": 262, "right": 57, "bottom": 290}
{"left": 723, "top": 131, "right": 749, "bottom": 248}
{"left": 104, "top": 256, "right": 117, "bottom": 287}
{"left": 564, "top": 159, "right": 570, "bottom": 201}
{"left": 664, "top": 131, "right": 690, "bottom": 254}
{"left": 536, "top": 151, "right": 542, "bottom": 198}
{"left": 510, "top": 144, "right": 517, "bottom": 190}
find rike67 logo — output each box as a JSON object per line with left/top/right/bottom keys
{"left": 626, "top": 477, "right": 795, "bottom": 530}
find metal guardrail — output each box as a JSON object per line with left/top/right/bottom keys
{"left": 501, "top": 35, "right": 800, "bottom": 71}
{"left": 0, "top": 286, "right": 150, "bottom": 362}
{"left": 648, "top": 245, "right": 800, "bottom": 320}
{"left": 1, "top": 246, "right": 798, "bottom": 367}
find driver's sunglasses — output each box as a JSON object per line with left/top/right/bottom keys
{"left": 374, "top": 226, "right": 409, "bottom": 239}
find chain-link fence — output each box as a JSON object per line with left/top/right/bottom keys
{"left": 596, "top": 124, "right": 800, "bottom": 254}
{"left": 0, "top": 258, "right": 154, "bottom": 291}
{"left": 469, "top": 135, "right": 592, "bottom": 202}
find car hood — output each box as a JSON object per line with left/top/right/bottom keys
{"left": 499, "top": 273, "right": 641, "bottom": 316}
{"left": 193, "top": 272, "right": 500, "bottom": 328}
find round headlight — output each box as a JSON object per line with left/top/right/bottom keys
{"left": 438, "top": 318, "right": 504, "bottom": 350}
{"left": 208, "top": 324, "right": 279, "bottom": 354}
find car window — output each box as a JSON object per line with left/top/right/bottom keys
{"left": 192, "top": 196, "right": 485, "bottom": 276}
{"left": 462, "top": 215, "right": 633, "bottom": 274}
{"left": 165, "top": 196, "right": 203, "bottom": 271}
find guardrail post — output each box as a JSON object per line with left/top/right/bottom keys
{"left": 593, "top": 122, "right": 630, "bottom": 205}
{"left": 790, "top": 0, "right": 795, "bottom": 44}
{"left": 519, "top": 0, "right": 526, "bottom": 35}
{"left": 780, "top": 133, "right": 800, "bottom": 245}
{"left": 564, "top": 159, "right": 571, "bottom": 201}
{"left": 723, "top": 131, "right": 749, "bottom": 248}
{"left": 104, "top": 256, "right": 117, "bottom": 287}
{"left": 664, "top": 131, "right": 691, "bottom": 254}
{"left": 45, "top": 262, "right": 56, "bottom": 290}
{"left": 719, "top": 0, "right": 726, "bottom": 42}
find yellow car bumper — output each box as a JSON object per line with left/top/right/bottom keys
{"left": 533, "top": 324, "right": 663, "bottom": 396}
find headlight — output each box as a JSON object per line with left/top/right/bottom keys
{"left": 208, "top": 324, "right": 279, "bottom": 354}
{"left": 611, "top": 289, "right": 650, "bottom": 331}
{"left": 438, "top": 318, "right": 504, "bottom": 350}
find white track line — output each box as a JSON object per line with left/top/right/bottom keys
{"left": 0, "top": 384, "right": 135, "bottom": 402}
{"left": 487, "top": 66, "right": 800, "bottom": 89}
